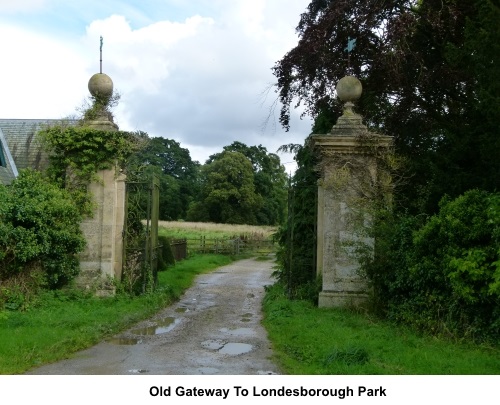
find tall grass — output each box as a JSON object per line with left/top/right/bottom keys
{"left": 0, "top": 254, "right": 235, "bottom": 374}
{"left": 159, "top": 221, "right": 277, "bottom": 256}
{"left": 262, "top": 283, "right": 500, "bottom": 374}
{"left": 158, "top": 221, "right": 276, "bottom": 240}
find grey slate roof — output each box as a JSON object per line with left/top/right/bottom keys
{"left": 0, "top": 119, "right": 78, "bottom": 183}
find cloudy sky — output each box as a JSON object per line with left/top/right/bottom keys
{"left": 0, "top": 0, "right": 314, "bottom": 170}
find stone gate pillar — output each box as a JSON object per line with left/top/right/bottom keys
{"left": 76, "top": 73, "right": 126, "bottom": 295}
{"left": 312, "top": 76, "right": 392, "bottom": 308}
{"left": 78, "top": 167, "right": 126, "bottom": 291}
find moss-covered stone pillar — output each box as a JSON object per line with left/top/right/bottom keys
{"left": 312, "top": 76, "right": 392, "bottom": 308}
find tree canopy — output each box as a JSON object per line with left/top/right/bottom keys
{"left": 188, "top": 151, "right": 263, "bottom": 224}
{"left": 207, "top": 142, "right": 288, "bottom": 225}
{"left": 127, "top": 136, "right": 200, "bottom": 220}
{"left": 128, "top": 138, "right": 287, "bottom": 225}
{"left": 272, "top": 0, "right": 500, "bottom": 339}
{"left": 274, "top": 0, "right": 500, "bottom": 213}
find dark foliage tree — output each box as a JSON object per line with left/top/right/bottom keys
{"left": 187, "top": 151, "right": 263, "bottom": 224}
{"left": 207, "top": 142, "right": 288, "bottom": 225}
{"left": 127, "top": 136, "right": 200, "bottom": 220}
{"left": 273, "top": 1, "right": 500, "bottom": 338}
{"left": 273, "top": 0, "right": 500, "bottom": 214}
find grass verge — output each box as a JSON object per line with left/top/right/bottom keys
{"left": 262, "top": 283, "right": 500, "bottom": 374}
{"left": 0, "top": 254, "right": 236, "bottom": 375}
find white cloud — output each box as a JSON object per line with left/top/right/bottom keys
{"left": 1, "top": 0, "right": 314, "bottom": 165}
{"left": 85, "top": 1, "right": 312, "bottom": 163}
{"left": 82, "top": 14, "right": 214, "bottom": 94}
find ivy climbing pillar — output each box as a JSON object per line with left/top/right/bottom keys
{"left": 77, "top": 72, "right": 125, "bottom": 296}
{"left": 312, "top": 76, "right": 393, "bottom": 308}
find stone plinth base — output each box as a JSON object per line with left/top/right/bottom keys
{"left": 318, "top": 291, "right": 368, "bottom": 308}
{"left": 74, "top": 267, "right": 116, "bottom": 297}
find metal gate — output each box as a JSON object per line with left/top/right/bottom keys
{"left": 122, "top": 171, "right": 159, "bottom": 294}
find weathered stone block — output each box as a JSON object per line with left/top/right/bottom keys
{"left": 312, "top": 77, "right": 392, "bottom": 308}
{"left": 77, "top": 166, "right": 126, "bottom": 295}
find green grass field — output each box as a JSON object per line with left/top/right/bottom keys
{"left": 159, "top": 221, "right": 277, "bottom": 256}
{"left": 262, "top": 283, "right": 500, "bottom": 374}
{"left": 158, "top": 220, "right": 276, "bottom": 240}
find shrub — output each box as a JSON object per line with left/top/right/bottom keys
{"left": 0, "top": 170, "right": 86, "bottom": 308}
{"left": 365, "top": 190, "right": 500, "bottom": 342}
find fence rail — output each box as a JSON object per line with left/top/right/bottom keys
{"left": 169, "top": 236, "right": 275, "bottom": 260}
{"left": 169, "top": 239, "right": 188, "bottom": 261}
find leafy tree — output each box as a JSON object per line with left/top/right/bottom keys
{"left": 273, "top": 0, "right": 500, "bottom": 214}
{"left": 188, "top": 151, "right": 263, "bottom": 224}
{"left": 208, "top": 142, "right": 288, "bottom": 225}
{"left": 131, "top": 136, "right": 199, "bottom": 180}
{"left": 272, "top": 0, "right": 500, "bottom": 339}
{"left": 127, "top": 136, "right": 200, "bottom": 220}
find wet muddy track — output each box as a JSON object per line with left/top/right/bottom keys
{"left": 27, "top": 258, "right": 280, "bottom": 375}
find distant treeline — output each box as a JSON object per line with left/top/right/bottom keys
{"left": 127, "top": 138, "right": 288, "bottom": 226}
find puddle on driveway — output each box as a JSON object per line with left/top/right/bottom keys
{"left": 131, "top": 317, "right": 180, "bottom": 336}
{"left": 220, "top": 327, "right": 255, "bottom": 337}
{"left": 175, "top": 307, "right": 189, "bottom": 313}
{"left": 201, "top": 339, "right": 226, "bottom": 350}
{"left": 108, "top": 337, "right": 141, "bottom": 345}
{"left": 218, "top": 343, "right": 253, "bottom": 355}
{"left": 202, "top": 340, "right": 254, "bottom": 355}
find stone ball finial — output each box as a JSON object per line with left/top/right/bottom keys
{"left": 88, "top": 73, "right": 114, "bottom": 102}
{"left": 336, "top": 76, "right": 362, "bottom": 103}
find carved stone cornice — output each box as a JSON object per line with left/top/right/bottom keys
{"left": 311, "top": 133, "right": 393, "bottom": 156}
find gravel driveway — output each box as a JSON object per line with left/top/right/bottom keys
{"left": 27, "top": 257, "right": 280, "bottom": 375}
